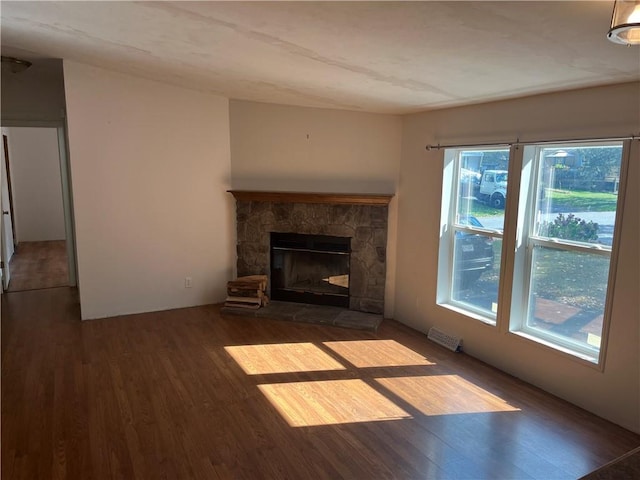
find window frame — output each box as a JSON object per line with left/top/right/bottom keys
{"left": 508, "top": 140, "right": 630, "bottom": 365}
{"left": 438, "top": 139, "right": 631, "bottom": 367}
{"left": 437, "top": 146, "right": 511, "bottom": 324}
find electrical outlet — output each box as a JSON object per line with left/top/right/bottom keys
{"left": 185, "top": 277, "right": 192, "bottom": 288}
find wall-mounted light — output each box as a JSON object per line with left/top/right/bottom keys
{"left": 608, "top": 0, "right": 640, "bottom": 44}
{"left": 1, "top": 55, "right": 32, "bottom": 73}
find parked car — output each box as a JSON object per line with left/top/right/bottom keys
{"left": 455, "top": 215, "right": 494, "bottom": 288}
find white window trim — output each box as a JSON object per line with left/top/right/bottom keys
{"left": 437, "top": 139, "right": 631, "bottom": 368}
{"left": 437, "top": 146, "right": 510, "bottom": 325}
{"left": 508, "top": 140, "right": 631, "bottom": 366}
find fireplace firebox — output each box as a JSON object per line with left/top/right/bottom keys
{"left": 270, "top": 232, "right": 350, "bottom": 308}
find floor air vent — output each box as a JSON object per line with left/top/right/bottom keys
{"left": 427, "top": 327, "right": 462, "bottom": 352}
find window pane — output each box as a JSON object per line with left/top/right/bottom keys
{"left": 526, "top": 246, "right": 610, "bottom": 351}
{"left": 534, "top": 145, "right": 623, "bottom": 247}
{"left": 451, "top": 235, "right": 502, "bottom": 318}
{"left": 456, "top": 149, "right": 510, "bottom": 232}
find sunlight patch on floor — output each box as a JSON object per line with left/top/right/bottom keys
{"left": 324, "top": 340, "right": 435, "bottom": 368}
{"left": 224, "top": 342, "right": 346, "bottom": 375}
{"left": 258, "top": 379, "right": 411, "bottom": 427}
{"left": 375, "top": 375, "right": 520, "bottom": 416}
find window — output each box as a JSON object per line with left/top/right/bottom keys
{"left": 511, "top": 142, "right": 625, "bottom": 361}
{"left": 438, "top": 140, "right": 628, "bottom": 363}
{"left": 438, "top": 147, "right": 510, "bottom": 323}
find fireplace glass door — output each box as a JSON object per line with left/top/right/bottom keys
{"left": 270, "top": 232, "right": 350, "bottom": 307}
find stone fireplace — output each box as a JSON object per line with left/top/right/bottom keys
{"left": 230, "top": 191, "right": 393, "bottom": 314}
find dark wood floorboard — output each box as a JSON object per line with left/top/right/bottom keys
{"left": 1, "top": 287, "right": 638, "bottom": 479}
{"left": 7, "top": 240, "right": 68, "bottom": 292}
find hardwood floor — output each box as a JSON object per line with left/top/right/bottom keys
{"left": 1, "top": 287, "right": 638, "bottom": 479}
{"left": 7, "top": 240, "right": 69, "bottom": 292}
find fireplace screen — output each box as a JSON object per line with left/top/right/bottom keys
{"left": 270, "top": 232, "right": 350, "bottom": 308}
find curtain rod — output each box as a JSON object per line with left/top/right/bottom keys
{"left": 425, "top": 134, "right": 638, "bottom": 151}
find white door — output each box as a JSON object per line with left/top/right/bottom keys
{"left": 1, "top": 133, "right": 15, "bottom": 290}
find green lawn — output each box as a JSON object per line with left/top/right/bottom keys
{"left": 460, "top": 189, "right": 618, "bottom": 217}
{"left": 461, "top": 203, "right": 501, "bottom": 217}
{"left": 545, "top": 189, "right": 618, "bottom": 212}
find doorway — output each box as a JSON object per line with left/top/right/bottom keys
{"left": 0, "top": 125, "right": 76, "bottom": 292}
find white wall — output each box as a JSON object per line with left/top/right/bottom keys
{"left": 64, "top": 61, "right": 234, "bottom": 320}
{"left": 4, "top": 127, "right": 66, "bottom": 242}
{"left": 229, "top": 100, "right": 402, "bottom": 317}
{"left": 396, "top": 82, "right": 640, "bottom": 432}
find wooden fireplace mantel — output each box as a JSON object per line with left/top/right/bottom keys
{"left": 228, "top": 190, "right": 394, "bottom": 206}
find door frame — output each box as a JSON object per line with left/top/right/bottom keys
{"left": 0, "top": 120, "right": 78, "bottom": 287}
{"left": 3, "top": 135, "right": 17, "bottom": 247}
{"left": 1, "top": 132, "right": 16, "bottom": 291}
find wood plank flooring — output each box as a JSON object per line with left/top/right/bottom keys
{"left": 7, "top": 240, "right": 68, "bottom": 292}
{"left": 2, "top": 287, "right": 638, "bottom": 479}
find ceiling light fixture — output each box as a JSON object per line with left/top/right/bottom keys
{"left": 1, "top": 56, "right": 32, "bottom": 73}
{"left": 607, "top": 0, "right": 640, "bottom": 44}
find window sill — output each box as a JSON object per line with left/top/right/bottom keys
{"left": 509, "top": 330, "right": 601, "bottom": 367}
{"left": 438, "top": 302, "right": 497, "bottom": 327}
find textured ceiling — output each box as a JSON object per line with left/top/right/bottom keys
{"left": 2, "top": 1, "right": 639, "bottom": 114}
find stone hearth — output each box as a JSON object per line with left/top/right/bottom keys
{"left": 222, "top": 301, "right": 383, "bottom": 332}
{"left": 230, "top": 191, "right": 392, "bottom": 314}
